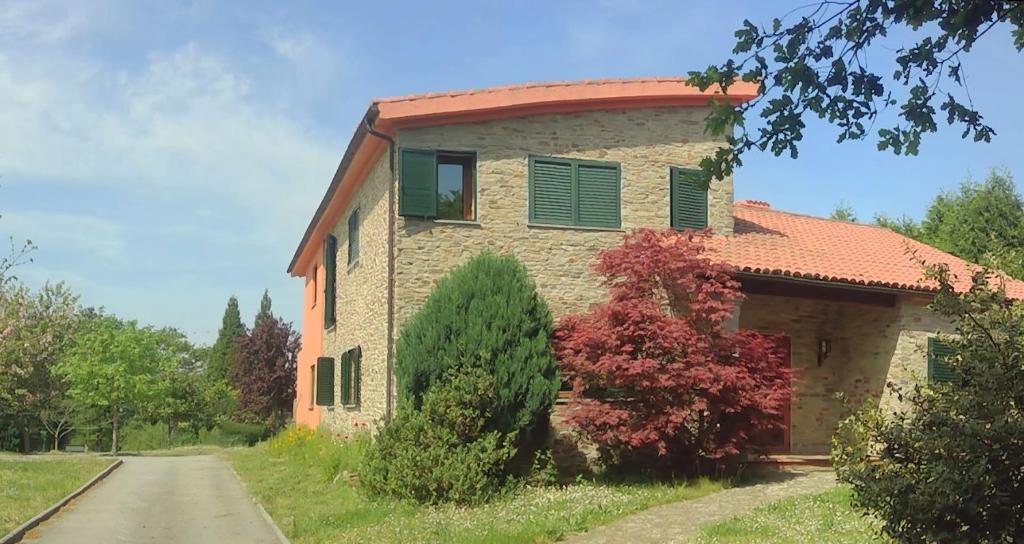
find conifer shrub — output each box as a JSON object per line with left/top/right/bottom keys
{"left": 359, "top": 368, "right": 514, "bottom": 505}
{"left": 394, "top": 251, "right": 559, "bottom": 445}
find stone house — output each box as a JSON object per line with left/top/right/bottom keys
{"left": 287, "top": 77, "right": 1024, "bottom": 455}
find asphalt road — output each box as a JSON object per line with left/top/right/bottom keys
{"left": 23, "top": 455, "right": 282, "bottom": 544}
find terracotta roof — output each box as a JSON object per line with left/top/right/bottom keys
{"left": 288, "top": 77, "right": 757, "bottom": 275}
{"left": 714, "top": 201, "right": 1024, "bottom": 298}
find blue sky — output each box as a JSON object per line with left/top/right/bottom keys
{"left": 2, "top": 1, "right": 1022, "bottom": 344}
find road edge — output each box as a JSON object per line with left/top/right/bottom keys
{"left": 0, "top": 457, "right": 124, "bottom": 544}
{"left": 227, "top": 463, "right": 291, "bottom": 544}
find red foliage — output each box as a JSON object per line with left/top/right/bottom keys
{"left": 553, "top": 229, "right": 791, "bottom": 473}
{"left": 230, "top": 315, "right": 299, "bottom": 425}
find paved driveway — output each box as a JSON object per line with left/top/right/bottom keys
{"left": 23, "top": 455, "right": 281, "bottom": 544}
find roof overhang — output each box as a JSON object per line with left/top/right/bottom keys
{"left": 287, "top": 78, "right": 759, "bottom": 276}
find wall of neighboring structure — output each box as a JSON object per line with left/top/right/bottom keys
{"left": 319, "top": 153, "right": 392, "bottom": 432}
{"left": 392, "top": 106, "right": 733, "bottom": 331}
{"left": 739, "top": 292, "right": 955, "bottom": 455}
{"left": 294, "top": 256, "right": 324, "bottom": 427}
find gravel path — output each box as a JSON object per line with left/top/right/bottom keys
{"left": 562, "top": 470, "right": 837, "bottom": 543}
{"left": 22, "top": 455, "right": 281, "bottom": 544}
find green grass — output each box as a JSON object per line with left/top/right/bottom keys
{"left": 0, "top": 455, "right": 114, "bottom": 535}
{"left": 225, "top": 427, "right": 725, "bottom": 544}
{"left": 695, "top": 486, "right": 888, "bottom": 544}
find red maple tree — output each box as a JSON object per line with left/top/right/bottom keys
{"left": 553, "top": 229, "right": 791, "bottom": 474}
{"left": 231, "top": 315, "right": 299, "bottom": 426}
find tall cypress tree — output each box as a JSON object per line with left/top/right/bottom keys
{"left": 255, "top": 289, "right": 272, "bottom": 325}
{"left": 208, "top": 296, "right": 246, "bottom": 383}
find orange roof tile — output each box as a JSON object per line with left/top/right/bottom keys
{"left": 714, "top": 202, "right": 1024, "bottom": 298}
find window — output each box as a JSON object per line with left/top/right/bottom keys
{"left": 928, "top": 337, "right": 956, "bottom": 384}
{"left": 670, "top": 167, "right": 708, "bottom": 230}
{"left": 315, "top": 357, "right": 335, "bottom": 406}
{"left": 348, "top": 209, "right": 360, "bottom": 266}
{"left": 399, "top": 149, "right": 476, "bottom": 220}
{"left": 340, "top": 346, "right": 362, "bottom": 407}
{"left": 323, "top": 235, "right": 337, "bottom": 329}
{"left": 528, "top": 155, "right": 620, "bottom": 228}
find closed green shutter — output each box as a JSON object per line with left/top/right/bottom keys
{"left": 928, "top": 337, "right": 956, "bottom": 384}
{"left": 348, "top": 209, "right": 359, "bottom": 265}
{"left": 353, "top": 346, "right": 362, "bottom": 406}
{"left": 529, "top": 157, "right": 574, "bottom": 225}
{"left": 399, "top": 149, "right": 437, "bottom": 217}
{"left": 670, "top": 167, "right": 708, "bottom": 230}
{"left": 315, "top": 357, "right": 334, "bottom": 406}
{"left": 340, "top": 350, "right": 352, "bottom": 405}
{"left": 576, "top": 162, "right": 621, "bottom": 228}
{"left": 323, "top": 235, "right": 337, "bottom": 329}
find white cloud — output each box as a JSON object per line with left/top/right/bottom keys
{"left": 0, "top": 0, "right": 94, "bottom": 45}
{"left": 266, "top": 29, "right": 317, "bottom": 63}
{"left": 0, "top": 42, "right": 341, "bottom": 242}
{"left": 1, "top": 210, "right": 126, "bottom": 260}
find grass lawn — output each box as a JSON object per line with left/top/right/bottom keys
{"left": 226, "top": 428, "right": 725, "bottom": 544}
{"left": 0, "top": 455, "right": 114, "bottom": 535}
{"left": 694, "top": 486, "right": 887, "bottom": 544}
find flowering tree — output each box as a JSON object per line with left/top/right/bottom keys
{"left": 230, "top": 314, "right": 298, "bottom": 427}
{"left": 554, "top": 229, "right": 791, "bottom": 475}
{"left": 0, "top": 282, "right": 79, "bottom": 451}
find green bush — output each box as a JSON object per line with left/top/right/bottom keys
{"left": 395, "top": 251, "right": 559, "bottom": 445}
{"left": 360, "top": 368, "right": 515, "bottom": 505}
{"left": 833, "top": 268, "right": 1024, "bottom": 542}
{"left": 218, "top": 420, "right": 271, "bottom": 446}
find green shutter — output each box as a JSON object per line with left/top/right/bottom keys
{"left": 399, "top": 149, "right": 437, "bottom": 217}
{"left": 348, "top": 209, "right": 359, "bottom": 265}
{"left": 529, "top": 157, "right": 574, "bottom": 225}
{"left": 353, "top": 346, "right": 362, "bottom": 406}
{"left": 315, "top": 357, "right": 334, "bottom": 406}
{"left": 323, "top": 235, "right": 337, "bottom": 329}
{"left": 928, "top": 337, "right": 956, "bottom": 384}
{"left": 340, "top": 350, "right": 352, "bottom": 405}
{"left": 576, "top": 162, "right": 620, "bottom": 228}
{"left": 670, "top": 167, "right": 708, "bottom": 230}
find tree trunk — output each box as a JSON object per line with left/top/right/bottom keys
{"left": 167, "top": 422, "right": 173, "bottom": 447}
{"left": 53, "top": 430, "right": 59, "bottom": 451}
{"left": 111, "top": 409, "right": 119, "bottom": 453}
{"left": 19, "top": 427, "right": 29, "bottom": 453}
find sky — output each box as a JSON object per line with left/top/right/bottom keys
{"left": 2, "top": 0, "right": 1022, "bottom": 344}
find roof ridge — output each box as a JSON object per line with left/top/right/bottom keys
{"left": 373, "top": 76, "right": 692, "bottom": 105}
{"left": 736, "top": 201, "right": 904, "bottom": 233}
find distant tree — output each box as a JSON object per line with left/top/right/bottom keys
{"left": 0, "top": 282, "right": 79, "bottom": 451}
{"left": 57, "top": 316, "right": 171, "bottom": 453}
{"left": 208, "top": 296, "right": 246, "bottom": 383}
{"left": 873, "top": 170, "right": 1024, "bottom": 278}
{"left": 255, "top": 289, "right": 272, "bottom": 325}
{"left": 689, "top": 1, "right": 1024, "bottom": 183}
{"left": 830, "top": 201, "right": 858, "bottom": 222}
{"left": 230, "top": 314, "right": 298, "bottom": 427}
{"left": 873, "top": 212, "right": 922, "bottom": 238}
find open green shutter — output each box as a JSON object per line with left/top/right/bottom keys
{"left": 928, "top": 337, "right": 956, "bottom": 384}
{"left": 340, "top": 350, "right": 352, "bottom": 405}
{"left": 323, "top": 235, "right": 337, "bottom": 329}
{"left": 353, "top": 346, "right": 362, "bottom": 405}
{"left": 530, "top": 157, "right": 574, "bottom": 225}
{"left": 576, "top": 162, "right": 620, "bottom": 228}
{"left": 671, "top": 167, "right": 708, "bottom": 230}
{"left": 315, "top": 357, "right": 334, "bottom": 406}
{"left": 399, "top": 149, "right": 437, "bottom": 217}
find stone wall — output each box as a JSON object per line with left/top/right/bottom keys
{"left": 739, "top": 293, "right": 955, "bottom": 454}
{"left": 319, "top": 154, "right": 392, "bottom": 432}
{"left": 392, "top": 106, "right": 733, "bottom": 331}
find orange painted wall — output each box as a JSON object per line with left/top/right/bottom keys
{"left": 294, "top": 255, "right": 323, "bottom": 427}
